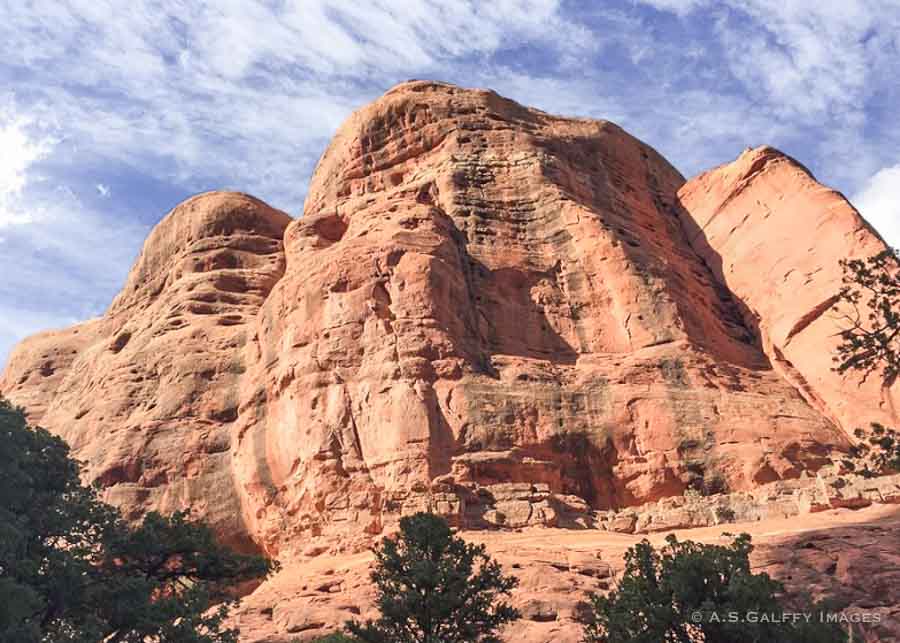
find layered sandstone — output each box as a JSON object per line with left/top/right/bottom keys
{"left": 2, "top": 191, "right": 292, "bottom": 550}
{"left": 230, "top": 81, "right": 854, "bottom": 554}
{"left": 677, "top": 147, "right": 899, "bottom": 430}
{"left": 1, "top": 81, "right": 890, "bottom": 561}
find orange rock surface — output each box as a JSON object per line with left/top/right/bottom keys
{"left": 2, "top": 81, "right": 897, "bottom": 640}
{"left": 677, "top": 146, "right": 899, "bottom": 431}
{"left": 2, "top": 191, "right": 292, "bottom": 550}
{"left": 230, "top": 504, "right": 900, "bottom": 643}
{"left": 230, "top": 81, "right": 855, "bottom": 554}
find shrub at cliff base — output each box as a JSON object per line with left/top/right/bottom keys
{"left": 580, "top": 533, "right": 847, "bottom": 643}
{"left": 0, "top": 397, "right": 275, "bottom": 643}
{"left": 346, "top": 512, "right": 520, "bottom": 643}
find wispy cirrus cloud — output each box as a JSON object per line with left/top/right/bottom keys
{"left": 1, "top": 0, "right": 595, "bottom": 209}
{"left": 1, "top": 0, "right": 898, "bottom": 362}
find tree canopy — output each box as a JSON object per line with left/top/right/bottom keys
{"left": 0, "top": 397, "right": 274, "bottom": 642}
{"left": 834, "top": 248, "right": 900, "bottom": 385}
{"left": 346, "top": 512, "right": 519, "bottom": 643}
{"left": 580, "top": 533, "right": 846, "bottom": 643}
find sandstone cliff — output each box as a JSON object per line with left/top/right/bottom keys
{"left": 1, "top": 81, "right": 891, "bottom": 559}
{"left": 2, "top": 192, "right": 291, "bottom": 550}
{"left": 677, "top": 146, "right": 898, "bottom": 430}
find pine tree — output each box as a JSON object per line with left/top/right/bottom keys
{"left": 833, "top": 248, "right": 900, "bottom": 385}
{"left": 347, "top": 512, "right": 519, "bottom": 643}
{"left": 581, "top": 533, "right": 846, "bottom": 643}
{"left": 0, "top": 397, "right": 275, "bottom": 642}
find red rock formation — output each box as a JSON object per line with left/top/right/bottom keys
{"left": 1, "top": 82, "right": 885, "bottom": 561}
{"left": 1, "top": 191, "right": 292, "bottom": 551}
{"left": 676, "top": 146, "right": 898, "bottom": 432}
{"left": 230, "top": 81, "right": 849, "bottom": 553}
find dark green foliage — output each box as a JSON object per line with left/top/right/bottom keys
{"left": 346, "top": 512, "right": 520, "bottom": 643}
{"left": 310, "top": 634, "right": 360, "bottom": 642}
{"left": 580, "top": 533, "right": 847, "bottom": 643}
{"left": 0, "top": 397, "right": 275, "bottom": 642}
{"left": 845, "top": 423, "right": 900, "bottom": 476}
{"left": 834, "top": 249, "right": 900, "bottom": 385}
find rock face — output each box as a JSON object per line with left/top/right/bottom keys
{"left": 0, "top": 81, "right": 892, "bottom": 560}
{"left": 2, "top": 192, "right": 292, "bottom": 551}
{"left": 230, "top": 81, "right": 854, "bottom": 553}
{"left": 596, "top": 471, "right": 900, "bottom": 534}
{"left": 676, "top": 146, "right": 899, "bottom": 432}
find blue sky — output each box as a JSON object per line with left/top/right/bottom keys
{"left": 2, "top": 0, "right": 899, "bottom": 363}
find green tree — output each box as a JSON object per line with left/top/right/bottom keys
{"left": 0, "top": 397, "right": 275, "bottom": 642}
{"left": 843, "top": 422, "right": 900, "bottom": 476}
{"left": 833, "top": 248, "right": 900, "bottom": 385}
{"left": 832, "top": 250, "right": 900, "bottom": 479}
{"left": 346, "top": 512, "right": 519, "bottom": 643}
{"left": 580, "top": 533, "right": 846, "bottom": 643}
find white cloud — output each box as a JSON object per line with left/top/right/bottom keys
{"left": 852, "top": 164, "right": 900, "bottom": 247}
{"left": 0, "top": 0, "right": 593, "bottom": 212}
{"left": 637, "top": 0, "right": 708, "bottom": 15}
{"left": 633, "top": 0, "right": 900, "bottom": 187}
{"left": 715, "top": 2, "right": 876, "bottom": 122}
{"left": 0, "top": 102, "right": 57, "bottom": 228}
{"left": 639, "top": 0, "right": 895, "bottom": 124}
{"left": 1, "top": 0, "right": 899, "bottom": 362}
